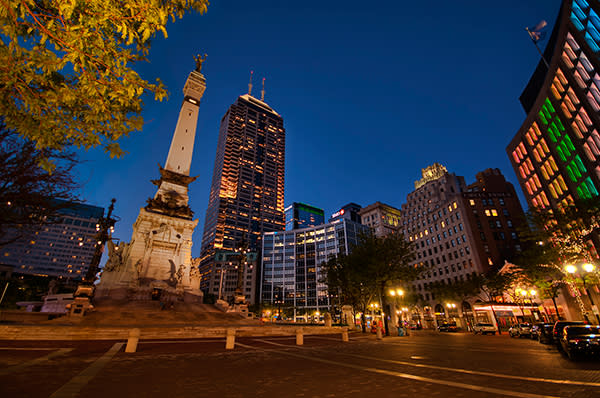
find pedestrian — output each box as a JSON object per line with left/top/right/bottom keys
{"left": 397, "top": 323, "right": 404, "bottom": 336}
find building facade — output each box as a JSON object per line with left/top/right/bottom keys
{"left": 1, "top": 200, "right": 104, "bottom": 280}
{"left": 328, "top": 203, "right": 362, "bottom": 223}
{"left": 200, "top": 94, "right": 285, "bottom": 254}
{"left": 285, "top": 202, "right": 325, "bottom": 230}
{"left": 508, "top": 0, "right": 600, "bottom": 210}
{"left": 260, "top": 218, "right": 368, "bottom": 320}
{"left": 359, "top": 202, "right": 402, "bottom": 237}
{"left": 401, "top": 164, "right": 526, "bottom": 328}
{"left": 196, "top": 250, "right": 258, "bottom": 305}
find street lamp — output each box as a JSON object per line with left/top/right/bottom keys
{"left": 565, "top": 263, "right": 600, "bottom": 323}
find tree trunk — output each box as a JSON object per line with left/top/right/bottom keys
{"left": 552, "top": 296, "right": 561, "bottom": 321}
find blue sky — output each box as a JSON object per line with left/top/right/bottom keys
{"left": 76, "top": 0, "right": 563, "bottom": 258}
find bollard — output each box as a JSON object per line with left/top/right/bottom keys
{"left": 225, "top": 328, "right": 236, "bottom": 350}
{"left": 125, "top": 328, "right": 141, "bottom": 353}
{"left": 376, "top": 324, "right": 383, "bottom": 340}
{"left": 342, "top": 329, "right": 349, "bottom": 342}
{"left": 296, "top": 328, "right": 304, "bottom": 346}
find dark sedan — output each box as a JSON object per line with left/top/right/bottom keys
{"left": 532, "top": 322, "right": 554, "bottom": 344}
{"left": 553, "top": 321, "right": 585, "bottom": 346}
{"left": 560, "top": 325, "right": 600, "bottom": 360}
{"left": 438, "top": 322, "right": 458, "bottom": 332}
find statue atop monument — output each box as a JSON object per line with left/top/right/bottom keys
{"left": 194, "top": 53, "right": 207, "bottom": 72}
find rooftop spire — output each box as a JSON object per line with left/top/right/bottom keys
{"left": 261, "top": 77, "right": 265, "bottom": 101}
{"left": 248, "top": 70, "right": 254, "bottom": 96}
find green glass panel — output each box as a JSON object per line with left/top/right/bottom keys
{"left": 555, "top": 117, "right": 565, "bottom": 132}
{"left": 548, "top": 128, "right": 557, "bottom": 142}
{"left": 571, "top": 161, "right": 582, "bottom": 178}
{"left": 560, "top": 141, "right": 572, "bottom": 158}
{"left": 545, "top": 98, "right": 556, "bottom": 113}
{"left": 577, "top": 186, "right": 585, "bottom": 199}
{"left": 585, "top": 177, "right": 599, "bottom": 196}
{"left": 564, "top": 134, "right": 575, "bottom": 151}
{"left": 566, "top": 165, "right": 577, "bottom": 182}
{"left": 557, "top": 146, "right": 567, "bottom": 162}
{"left": 579, "top": 182, "right": 592, "bottom": 199}
{"left": 539, "top": 111, "right": 548, "bottom": 125}
{"left": 574, "top": 155, "right": 587, "bottom": 174}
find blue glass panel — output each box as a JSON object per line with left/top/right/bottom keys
{"left": 573, "top": 1, "right": 588, "bottom": 22}
{"left": 574, "top": 0, "right": 590, "bottom": 12}
{"left": 589, "top": 9, "right": 600, "bottom": 31}
{"left": 585, "top": 32, "right": 600, "bottom": 52}
{"left": 587, "top": 21, "right": 600, "bottom": 43}
{"left": 572, "top": 13, "right": 586, "bottom": 31}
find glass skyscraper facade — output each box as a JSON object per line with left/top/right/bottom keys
{"left": 201, "top": 94, "right": 285, "bottom": 253}
{"left": 508, "top": 0, "right": 600, "bottom": 210}
{"left": 261, "top": 219, "right": 368, "bottom": 318}
{"left": 1, "top": 200, "right": 104, "bottom": 279}
{"left": 284, "top": 202, "right": 324, "bottom": 230}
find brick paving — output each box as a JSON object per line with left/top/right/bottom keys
{"left": 1, "top": 331, "right": 599, "bottom": 397}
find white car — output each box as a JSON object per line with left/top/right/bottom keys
{"left": 473, "top": 322, "right": 497, "bottom": 335}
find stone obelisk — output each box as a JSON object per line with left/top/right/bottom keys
{"left": 96, "top": 56, "right": 207, "bottom": 303}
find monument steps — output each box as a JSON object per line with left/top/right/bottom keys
{"left": 43, "top": 299, "right": 259, "bottom": 327}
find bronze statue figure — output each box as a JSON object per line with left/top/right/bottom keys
{"left": 194, "top": 53, "right": 207, "bottom": 72}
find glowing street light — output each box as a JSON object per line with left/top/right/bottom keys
{"left": 565, "top": 262, "right": 599, "bottom": 323}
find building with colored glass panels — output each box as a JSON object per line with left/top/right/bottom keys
{"left": 0, "top": 200, "right": 104, "bottom": 280}
{"left": 200, "top": 94, "right": 285, "bottom": 254}
{"left": 260, "top": 219, "right": 368, "bottom": 319}
{"left": 284, "top": 202, "right": 325, "bottom": 230}
{"left": 507, "top": 0, "right": 600, "bottom": 210}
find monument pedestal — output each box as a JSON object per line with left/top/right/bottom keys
{"left": 96, "top": 63, "right": 206, "bottom": 306}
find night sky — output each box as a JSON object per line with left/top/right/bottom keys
{"left": 76, "top": 0, "right": 562, "bottom": 259}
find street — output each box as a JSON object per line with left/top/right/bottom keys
{"left": 1, "top": 330, "right": 600, "bottom": 397}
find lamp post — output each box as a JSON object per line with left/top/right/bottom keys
{"left": 514, "top": 288, "right": 537, "bottom": 323}
{"left": 85, "top": 198, "right": 118, "bottom": 282}
{"left": 566, "top": 263, "right": 600, "bottom": 323}
{"left": 389, "top": 288, "right": 404, "bottom": 330}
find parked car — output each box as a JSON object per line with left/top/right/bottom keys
{"left": 532, "top": 323, "right": 555, "bottom": 344}
{"left": 552, "top": 321, "right": 584, "bottom": 346}
{"left": 438, "top": 322, "right": 458, "bottom": 332}
{"left": 509, "top": 323, "right": 532, "bottom": 338}
{"left": 472, "top": 322, "right": 497, "bottom": 335}
{"left": 559, "top": 325, "right": 600, "bottom": 360}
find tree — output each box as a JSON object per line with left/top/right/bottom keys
{"left": 473, "top": 271, "right": 517, "bottom": 333}
{"left": 515, "top": 199, "right": 600, "bottom": 321}
{"left": 0, "top": 122, "right": 79, "bottom": 246}
{"left": 321, "top": 232, "right": 417, "bottom": 333}
{"left": 1, "top": 0, "right": 209, "bottom": 164}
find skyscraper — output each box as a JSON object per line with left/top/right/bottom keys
{"left": 507, "top": 0, "right": 600, "bottom": 210}
{"left": 285, "top": 202, "right": 324, "bottom": 230}
{"left": 1, "top": 200, "right": 104, "bottom": 280}
{"left": 201, "top": 91, "right": 285, "bottom": 253}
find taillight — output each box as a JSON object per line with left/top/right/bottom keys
{"left": 568, "top": 339, "right": 580, "bottom": 343}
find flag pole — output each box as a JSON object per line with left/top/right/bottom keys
{"left": 526, "top": 27, "right": 550, "bottom": 69}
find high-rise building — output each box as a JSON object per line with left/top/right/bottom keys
{"left": 285, "top": 202, "right": 324, "bottom": 230}
{"left": 201, "top": 93, "right": 285, "bottom": 254}
{"left": 359, "top": 202, "right": 402, "bottom": 237}
{"left": 507, "top": 0, "right": 600, "bottom": 210}
{"left": 401, "top": 164, "right": 526, "bottom": 327}
{"left": 260, "top": 218, "right": 368, "bottom": 320}
{"left": 328, "top": 203, "right": 362, "bottom": 223}
{"left": 196, "top": 250, "right": 258, "bottom": 305}
{"left": 1, "top": 200, "right": 104, "bottom": 280}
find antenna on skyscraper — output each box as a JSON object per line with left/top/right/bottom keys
{"left": 248, "top": 70, "right": 254, "bottom": 96}
{"left": 261, "top": 77, "right": 265, "bottom": 101}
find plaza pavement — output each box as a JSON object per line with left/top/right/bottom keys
{"left": 1, "top": 330, "right": 600, "bottom": 397}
